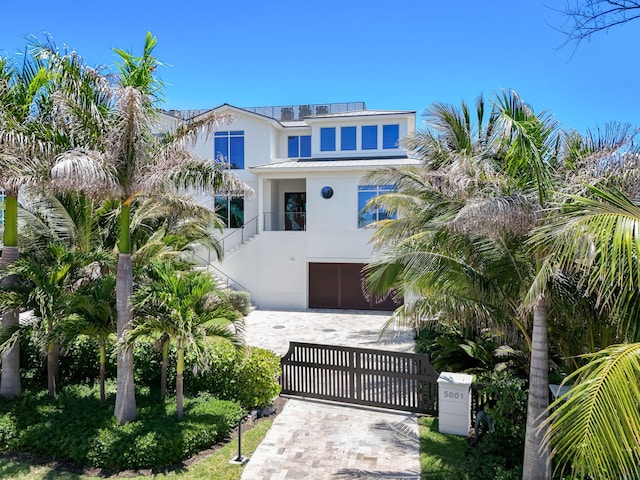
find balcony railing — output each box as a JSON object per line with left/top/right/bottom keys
{"left": 243, "top": 102, "right": 366, "bottom": 122}
{"left": 264, "top": 212, "right": 307, "bottom": 232}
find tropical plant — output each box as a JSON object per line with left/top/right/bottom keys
{"left": 363, "top": 90, "right": 603, "bottom": 479}
{"left": 0, "top": 49, "right": 57, "bottom": 399}
{"left": 532, "top": 185, "right": 640, "bottom": 479}
{"left": 131, "top": 261, "right": 244, "bottom": 420}
{"left": 61, "top": 274, "right": 117, "bottom": 405}
{"left": 0, "top": 244, "right": 111, "bottom": 397}
{"left": 43, "top": 33, "right": 245, "bottom": 423}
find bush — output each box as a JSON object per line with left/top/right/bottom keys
{"left": 185, "top": 343, "right": 281, "bottom": 408}
{"left": 0, "top": 385, "right": 244, "bottom": 469}
{"left": 226, "top": 290, "right": 252, "bottom": 316}
{"left": 455, "top": 371, "right": 527, "bottom": 480}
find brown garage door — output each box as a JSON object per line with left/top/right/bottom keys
{"left": 308, "top": 262, "right": 401, "bottom": 311}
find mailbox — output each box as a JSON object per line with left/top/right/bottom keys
{"left": 437, "top": 372, "right": 473, "bottom": 436}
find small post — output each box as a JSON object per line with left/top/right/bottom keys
{"left": 229, "top": 416, "right": 249, "bottom": 465}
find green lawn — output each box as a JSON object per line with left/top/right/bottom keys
{"left": 420, "top": 416, "right": 468, "bottom": 479}
{"left": 0, "top": 420, "right": 272, "bottom": 480}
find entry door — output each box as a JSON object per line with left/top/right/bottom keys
{"left": 308, "top": 263, "right": 401, "bottom": 310}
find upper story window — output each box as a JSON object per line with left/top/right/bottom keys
{"left": 358, "top": 185, "right": 396, "bottom": 228}
{"left": 320, "top": 127, "right": 336, "bottom": 151}
{"left": 362, "top": 126, "right": 378, "bottom": 150}
{"left": 341, "top": 126, "right": 356, "bottom": 151}
{"left": 288, "top": 135, "right": 311, "bottom": 158}
{"left": 383, "top": 124, "right": 400, "bottom": 149}
{"left": 214, "top": 131, "right": 244, "bottom": 169}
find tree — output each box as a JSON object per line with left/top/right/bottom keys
{"left": 558, "top": 1, "right": 640, "bottom": 47}
{"left": 364, "top": 90, "right": 586, "bottom": 479}
{"left": 533, "top": 185, "right": 640, "bottom": 479}
{"left": 0, "top": 50, "right": 56, "bottom": 399}
{"left": 45, "top": 33, "right": 245, "bottom": 423}
{"left": 62, "top": 275, "right": 116, "bottom": 405}
{"left": 131, "top": 262, "right": 243, "bottom": 420}
{"left": 0, "top": 244, "right": 109, "bottom": 397}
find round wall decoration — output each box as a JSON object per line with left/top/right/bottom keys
{"left": 321, "top": 186, "right": 334, "bottom": 199}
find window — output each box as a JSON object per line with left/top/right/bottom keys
{"left": 362, "top": 126, "right": 378, "bottom": 150}
{"left": 288, "top": 135, "right": 311, "bottom": 158}
{"left": 383, "top": 124, "right": 400, "bottom": 149}
{"left": 341, "top": 126, "right": 356, "bottom": 151}
{"left": 215, "top": 194, "right": 244, "bottom": 228}
{"left": 358, "top": 185, "right": 395, "bottom": 228}
{"left": 320, "top": 127, "right": 336, "bottom": 151}
{"left": 214, "top": 131, "right": 244, "bottom": 169}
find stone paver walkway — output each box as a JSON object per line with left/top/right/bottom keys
{"left": 240, "top": 309, "right": 421, "bottom": 480}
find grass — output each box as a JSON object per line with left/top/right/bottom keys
{"left": 419, "top": 416, "right": 468, "bottom": 479}
{"left": 0, "top": 419, "right": 272, "bottom": 480}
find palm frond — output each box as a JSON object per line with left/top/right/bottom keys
{"left": 543, "top": 343, "right": 640, "bottom": 479}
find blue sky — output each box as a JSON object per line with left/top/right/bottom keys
{"left": 1, "top": 0, "right": 638, "bottom": 133}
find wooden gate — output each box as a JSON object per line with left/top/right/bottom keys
{"left": 280, "top": 342, "right": 438, "bottom": 414}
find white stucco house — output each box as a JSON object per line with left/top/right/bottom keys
{"left": 159, "top": 102, "right": 419, "bottom": 311}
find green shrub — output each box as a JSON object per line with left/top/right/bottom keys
{"left": 1, "top": 385, "right": 244, "bottom": 469}
{"left": 226, "top": 290, "right": 252, "bottom": 315}
{"left": 456, "top": 371, "right": 527, "bottom": 480}
{"left": 235, "top": 346, "right": 282, "bottom": 408}
{"left": 185, "top": 343, "right": 281, "bottom": 408}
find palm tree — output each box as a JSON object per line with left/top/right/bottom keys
{"left": 0, "top": 243, "right": 109, "bottom": 396}
{"left": 131, "top": 262, "right": 243, "bottom": 420}
{"left": 365, "top": 90, "right": 567, "bottom": 479}
{"left": 532, "top": 185, "right": 640, "bottom": 479}
{"left": 61, "top": 274, "right": 116, "bottom": 405}
{"left": 0, "top": 50, "right": 57, "bottom": 399}
{"left": 45, "top": 33, "right": 245, "bottom": 423}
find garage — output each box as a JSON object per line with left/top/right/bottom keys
{"left": 308, "top": 262, "right": 401, "bottom": 311}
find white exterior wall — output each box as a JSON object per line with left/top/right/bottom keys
{"left": 181, "top": 104, "right": 417, "bottom": 310}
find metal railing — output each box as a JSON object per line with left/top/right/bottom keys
{"left": 242, "top": 102, "right": 366, "bottom": 122}
{"left": 263, "top": 212, "right": 307, "bottom": 232}
{"left": 218, "top": 216, "right": 259, "bottom": 254}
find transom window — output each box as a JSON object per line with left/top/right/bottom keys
{"left": 214, "top": 131, "right": 244, "bottom": 169}
{"left": 288, "top": 135, "right": 311, "bottom": 158}
{"left": 358, "top": 185, "right": 396, "bottom": 228}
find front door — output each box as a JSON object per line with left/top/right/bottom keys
{"left": 284, "top": 192, "right": 306, "bottom": 231}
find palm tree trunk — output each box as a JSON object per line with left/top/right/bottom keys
{"left": 47, "top": 342, "right": 59, "bottom": 397}
{"left": 99, "top": 341, "right": 106, "bottom": 406}
{"left": 161, "top": 338, "right": 168, "bottom": 399}
{"left": 522, "top": 295, "right": 551, "bottom": 480}
{"left": 176, "top": 345, "right": 184, "bottom": 421}
{"left": 0, "top": 194, "right": 22, "bottom": 399}
{"left": 0, "top": 243, "right": 21, "bottom": 399}
{"left": 114, "top": 252, "right": 136, "bottom": 423}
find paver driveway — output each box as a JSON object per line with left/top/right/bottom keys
{"left": 240, "top": 309, "right": 421, "bottom": 480}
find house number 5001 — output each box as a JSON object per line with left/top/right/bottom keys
{"left": 443, "top": 390, "right": 463, "bottom": 400}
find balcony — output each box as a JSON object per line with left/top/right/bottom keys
{"left": 264, "top": 211, "right": 306, "bottom": 232}
{"left": 243, "top": 102, "right": 367, "bottom": 122}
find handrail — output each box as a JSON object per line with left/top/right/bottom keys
{"left": 218, "top": 215, "right": 259, "bottom": 253}
{"left": 204, "top": 263, "right": 250, "bottom": 292}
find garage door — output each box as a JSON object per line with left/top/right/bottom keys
{"left": 308, "top": 263, "right": 401, "bottom": 311}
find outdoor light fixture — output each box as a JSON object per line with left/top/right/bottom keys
{"left": 321, "top": 186, "right": 334, "bottom": 199}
